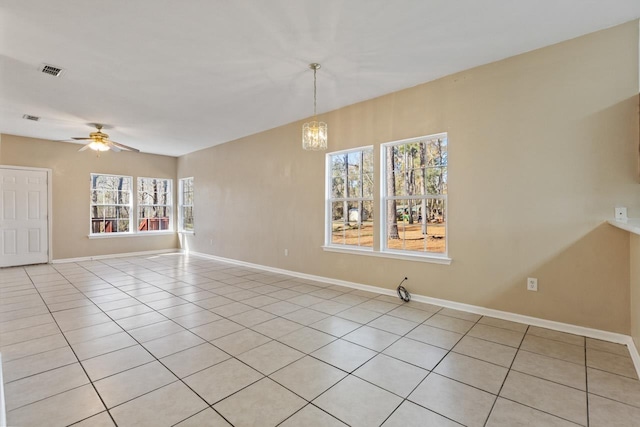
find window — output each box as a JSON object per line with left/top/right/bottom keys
{"left": 90, "top": 174, "right": 132, "bottom": 234}
{"left": 381, "top": 133, "right": 448, "bottom": 256}
{"left": 137, "top": 178, "right": 172, "bottom": 232}
{"left": 179, "top": 177, "right": 194, "bottom": 232}
{"left": 326, "top": 147, "right": 374, "bottom": 248}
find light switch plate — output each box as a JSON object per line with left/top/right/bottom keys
{"left": 615, "top": 207, "right": 627, "bottom": 221}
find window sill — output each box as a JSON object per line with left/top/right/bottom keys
{"left": 322, "top": 245, "right": 452, "bottom": 265}
{"left": 178, "top": 230, "right": 195, "bottom": 235}
{"left": 88, "top": 231, "right": 175, "bottom": 239}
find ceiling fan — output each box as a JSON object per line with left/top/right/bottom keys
{"left": 72, "top": 124, "right": 140, "bottom": 153}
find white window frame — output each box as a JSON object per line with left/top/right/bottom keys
{"left": 89, "top": 173, "right": 133, "bottom": 236}
{"left": 178, "top": 177, "right": 194, "bottom": 233}
{"left": 137, "top": 177, "right": 173, "bottom": 233}
{"left": 325, "top": 146, "right": 374, "bottom": 250}
{"left": 380, "top": 133, "right": 449, "bottom": 261}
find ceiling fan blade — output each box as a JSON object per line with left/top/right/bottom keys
{"left": 72, "top": 137, "right": 92, "bottom": 140}
{"left": 108, "top": 140, "right": 140, "bottom": 153}
{"left": 78, "top": 143, "right": 92, "bottom": 152}
{"left": 108, "top": 143, "right": 122, "bottom": 152}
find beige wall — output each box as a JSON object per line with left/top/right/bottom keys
{"left": 632, "top": 234, "right": 640, "bottom": 353}
{"left": 178, "top": 21, "right": 640, "bottom": 334}
{"left": 1, "top": 135, "right": 179, "bottom": 259}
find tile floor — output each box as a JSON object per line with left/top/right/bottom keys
{"left": 0, "top": 254, "right": 639, "bottom": 427}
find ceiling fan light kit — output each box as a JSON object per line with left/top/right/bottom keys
{"left": 73, "top": 124, "right": 140, "bottom": 154}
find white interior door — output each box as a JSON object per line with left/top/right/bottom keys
{"left": 0, "top": 168, "right": 49, "bottom": 267}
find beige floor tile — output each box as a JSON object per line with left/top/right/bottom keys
{"left": 387, "top": 306, "right": 437, "bottom": 323}
{"left": 382, "top": 400, "right": 461, "bottom": 427}
{"left": 288, "top": 294, "right": 326, "bottom": 308}
{"left": 260, "top": 300, "right": 303, "bottom": 316}
{"left": 409, "top": 373, "right": 495, "bottom": 427}
{"left": 158, "top": 302, "right": 205, "bottom": 318}
{"left": 72, "top": 331, "right": 137, "bottom": 360}
{"left": 343, "top": 325, "right": 400, "bottom": 351}
{"left": 314, "top": 375, "right": 403, "bottom": 427}
{"left": 520, "top": 334, "right": 585, "bottom": 365}
{"left": 356, "top": 299, "right": 398, "bottom": 314}
{"left": 500, "top": 371, "right": 587, "bottom": 425}
{"left": 212, "top": 328, "right": 271, "bottom": 355}
{"left": 468, "top": 323, "right": 525, "bottom": 348}
{"left": 310, "top": 316, "right": 361, "bottom": 337}
{"left": 183, "top": 357, "right": 263, "bottom": 404}
{"left": 237, "top": 340, "right": 304, "bottom": 375}
{"left": 214, "top": 378, "right": 305, "bottom": 426}
{"left": 587, "top": 367, "right": 640, "bottom": 407}
{"left": 243, "top": 294, "right": 279, "bottom": 308}
{"left": 438, "top": 307, "right": 482, "bottom": 322}
{"left": 354, "top": 353, "right": 428, "bottom": 397}
{"left": 7, "top": 384, "right": 105, "bottom": 427}
{"left": 588, "top": 394, "right": 640, "bottom": 427}
{"left": 116, "top": 311, "right": 167, "bottom": 330}
{"left": 190, "top": 318, "right": 245, "bottom": 341}
{"left": 128, "top": 319, "right": 185, "bottom": 342}
{"left": 336, "top": 306, "right": 382, "bottom": 324}
{"left": 586, "top": 338, "right": 631, "bottom": 357}
{"left": 210, "top": 301, "right": 254, "bottom": 317}
{"left": 282, "top": 307, "right": 330, "bottom": 325}
{"left": 2, "top": 345, "right": 77, "bottom": 382}
{"left": 81, "top": 345, "right": 155, "bottom": 381}
{"left": 94, "top": 360, "right": 177, "bottom": 408}
{"left": 110, "top": 381, "right": 207, "bottom": 427}
{"left": 280, "top": 404, "right": 348, "bottom": 427}
{"left": 72, "top": 411, "right": 116, "bottom": 427}
{"left": 383, "top": 337, "right": 448, "bottom": 370}
{"left": 161, "top": 343, "right": 230, "bottom": 378}
{"left": 251, "top": 317, "right": 303, "bottom": 339}
{"left": 332, "top": 293, "right": 370, "bottom": 306}
{"left": 527, "top": 326, "right": 584, "bottom": 347}
{"left": 486, "top": 397, "right": 580, "bottom": 427}
{"left": 308, "top": 299, "right": 351, "bottom": 315}
{"left": 587, "top": 348, "right": 638, "bottom": 379}
{"left": 512, "top": 349, "right": 586, "bottom": 390}
{"left": 435, "top": 352, "right": 508, "bottom": 394}
{"left": 407, "top": 324, "right": 463, "bottom": 350}
{"left": 58, "top": 312, "right": 112, "bottom": 332}
{"left": 478, "top": 316, "right": 528, "bottom": 332}
{"left": 195, "top": 295, "right": 236, "bottom": 309}
{"left": 278, "top": 327, "right": 336, "bottom": 353}
{"left": 367, "top": 314, "right": 418, "bottom": 336}
{"left": 5, "top": 362, "right": 89, "bottom": 411}
{"left": 143, "top": 330, "right": 205, "bottom": 358}
{"left": 0, "top": 312, "right": 53, "bottom": 333}
{"left": 311, "top": 339, "right": 377, "bottom": 372}
{"left": 106, "top": 304, "right": 154, "bottom": 320}
{"left": 424, "top": 313, "right": 476, "bottom": 334}
{"left": 146, "top": 296, "right": 188, "bottom": 310}
{"left": 64, "top": 321, "right": 124, "bottom": 345}
{"left": 452, "top": 335, "right": 517, "bottom": 368}
{"left": 404, "top": 301, "right": 442, "bottom": 313}
{"left": 1, "top": 332, "right": 68, "bottom": 362}
{"left": 173, "top": 310, "right": 221, "bottom": 328}
{"left": 174, "top": 408, "right": 232, "bottom": 427}
{"left": 0, "top": 322, "right": 60, "bottom": 346}
{"left": 270, "top": 356, "right": 346, "bottom": 400}
{"left": 228, "top": 308, "right": 276, "bottom": 327}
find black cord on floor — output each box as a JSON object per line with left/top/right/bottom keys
{"left": 397, "top": 277, "right": 411, "bottom": 302}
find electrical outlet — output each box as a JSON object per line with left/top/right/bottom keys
{"left": 615, "top": 207, "right": 627, "bottom": 221}
{"left": 527, "top": 277, "right": 538, "bottom": 292}
{"left": 284, "top": 249, "right": 288, "bottom": 256}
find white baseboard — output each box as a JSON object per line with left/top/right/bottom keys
{"left": 0, "top": 353, "right": 6, "bottom": 427}
{"left": 187, "top": 250, "right": 640, "bottom": 378}
{"left": 52, "top": 249, "right": 179, "bottom": 264}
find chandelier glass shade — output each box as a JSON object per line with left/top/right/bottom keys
{"left": 302, "top": 63, "right": 327, "bottom": 151}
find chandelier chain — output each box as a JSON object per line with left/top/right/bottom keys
{"left": 313, "top": 66, "right": 317, "bottom": 117}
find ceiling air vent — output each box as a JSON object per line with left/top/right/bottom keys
{"left": 40, "top": 64, "right": 64, "bottom": 77}
{"left": 22, "top": 114, "right": 40, "bottom": 121}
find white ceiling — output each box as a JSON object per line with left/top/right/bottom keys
{"left": 1, "top": 1, "right": 639, "bottom": 157}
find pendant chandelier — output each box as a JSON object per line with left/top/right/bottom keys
{"left": 302, "top": 63, "right": 328, "bottom": 151}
